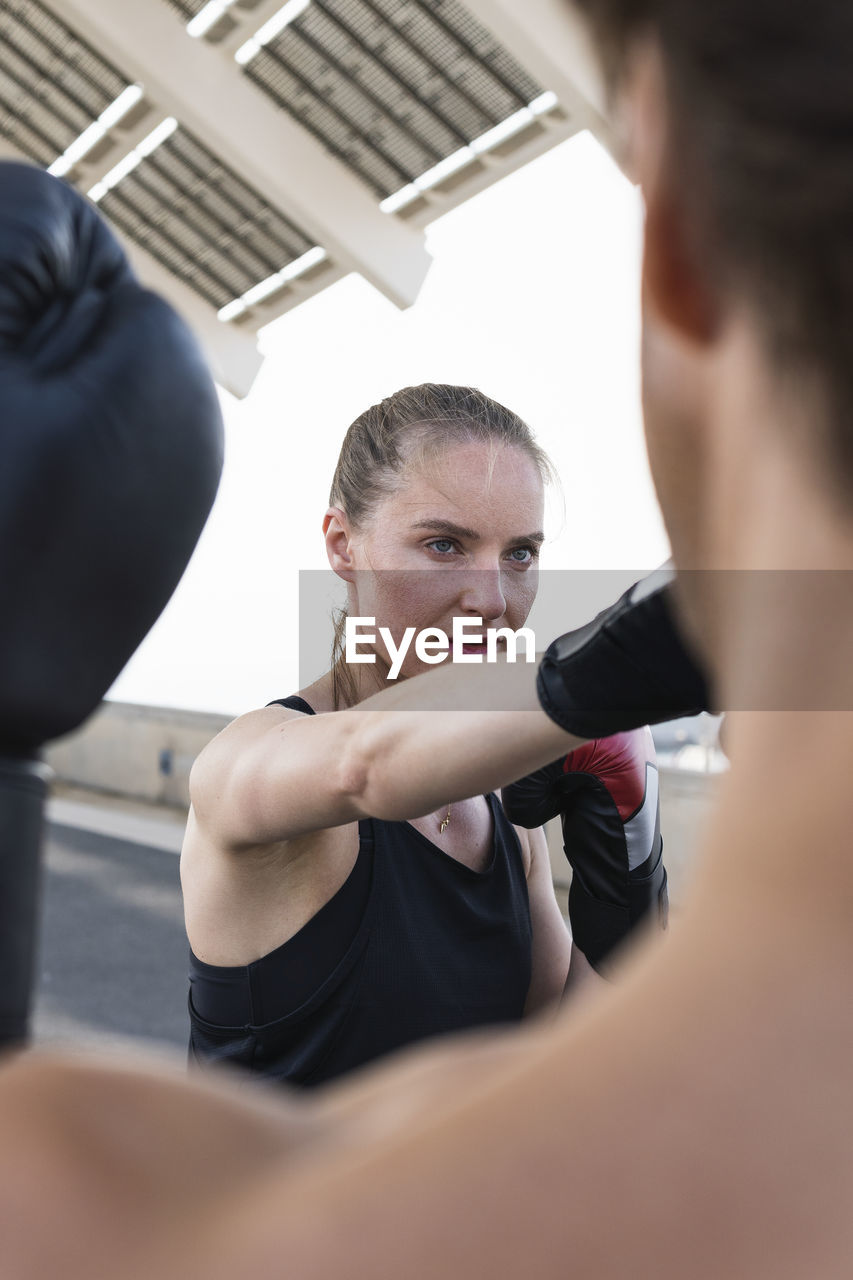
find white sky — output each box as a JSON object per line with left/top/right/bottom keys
{"left": 109, "top": 129, "right": 670, "bottom": 717}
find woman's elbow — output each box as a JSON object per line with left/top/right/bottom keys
{"left": 335, "top": 714, "right": 408, "bottom": 822}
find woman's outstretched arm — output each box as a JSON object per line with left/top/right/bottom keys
{"left": 190, "top": 657, "right": 580, "bottom": 851}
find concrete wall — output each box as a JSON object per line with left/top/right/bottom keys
{"left": 46, "top": 701, "right": 230, "bottom": 811}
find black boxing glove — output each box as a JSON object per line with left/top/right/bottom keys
{"left": 0, "top": 163, "right": 224, "bottom": 1046}
{"left": 503, "top": 729, "right": 666, "bottom": 973}
{"left": 0, "top": 163, "right": 223, "bottom": 752}
{"left": 537, "top": 566, "right": 712, "bottom": 739}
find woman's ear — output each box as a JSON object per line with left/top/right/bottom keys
{"left": 323, "top": 507, "right": 356, "bottom": 582}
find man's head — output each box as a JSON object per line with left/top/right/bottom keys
{"left": 571, "top": 1, "right": 853, "bottom": 577}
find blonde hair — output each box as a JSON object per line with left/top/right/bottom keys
{"left": 328, "top": 383, "right": 555, "bottom": 708}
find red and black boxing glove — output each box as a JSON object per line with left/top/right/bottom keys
{"left": 502, "top": 729, "right": 666, "bottom": 973}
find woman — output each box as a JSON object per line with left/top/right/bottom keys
{"left": 183, "top": 384, "right": 576, "bottom": 1083}
{"left": 182, "top": 384, "right": 590, "bottom": 1086}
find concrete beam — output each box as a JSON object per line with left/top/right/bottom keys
{"left": 119, "top": 238, "right": 265, "bottom": 398}
{"left": 62, "top": 0, "right": 433, "bottom": 310}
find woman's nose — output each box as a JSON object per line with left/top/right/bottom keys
{"left": 458, "top": 567, "right": 507, "bottom": 622}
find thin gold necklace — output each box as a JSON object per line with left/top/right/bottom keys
{"left": 439, "top": 803, "right": 452, "bottom": 835}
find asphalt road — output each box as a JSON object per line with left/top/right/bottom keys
{"left": 33, "top": 820, "right": 190, "bottom": 1055}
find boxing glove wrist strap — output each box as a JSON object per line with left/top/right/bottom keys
{"left": 0, "top": 757, "right": 51, "bottom": 1049}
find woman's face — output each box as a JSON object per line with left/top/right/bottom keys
{"left": 334, "top": 441, "right": 545, "bottom": 681}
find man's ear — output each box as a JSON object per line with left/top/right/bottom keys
{"left": 629, "top": 40, "right": 720, "bottom": 345}
{"left": 323, "top": 507, "right": 356, "bottom": 581}
{"left": 644, "top": 184, "right": 719, "bottom": 344}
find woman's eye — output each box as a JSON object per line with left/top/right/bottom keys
{"left": 507, "top": 546, "right": 536, "bottom": 564}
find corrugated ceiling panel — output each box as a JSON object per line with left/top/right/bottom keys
{"left": 161, "top": 0, "right": 206, "bottom": 20}
{"left": 98, "top": 124, "right": 317, "bottom": 310}
{"left": 0, "top": 0, "right": 129, "bottom": 165}
{"left": 243, "top": 0, "right": 545, "bottom": 198}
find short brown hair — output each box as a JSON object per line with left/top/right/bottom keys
{"left": 573, "top": 0, "right": 853, "bottom": 481}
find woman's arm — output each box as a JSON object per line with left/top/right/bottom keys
{"left": 190, "top": 659, "right": 581, "bottom": 851}
{"left": 563, "top": 941, "right": 608, "bottom": 1001}
{"left": 522, "top": 825, "right": 572, "bottom": 1016}
{"left": 192, "top": 569, "right": 705, "bottom": 853}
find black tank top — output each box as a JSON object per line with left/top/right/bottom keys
{"left": 188, "top": 696, "right": 532, "bottom": 1087}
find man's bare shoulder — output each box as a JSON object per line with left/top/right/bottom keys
{"left": 0, "top": 1049, "right": 318, "bottom": 1279}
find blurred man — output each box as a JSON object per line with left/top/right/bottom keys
{"left": 2, "top": 2, "right": 852, "bottom": 1276}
